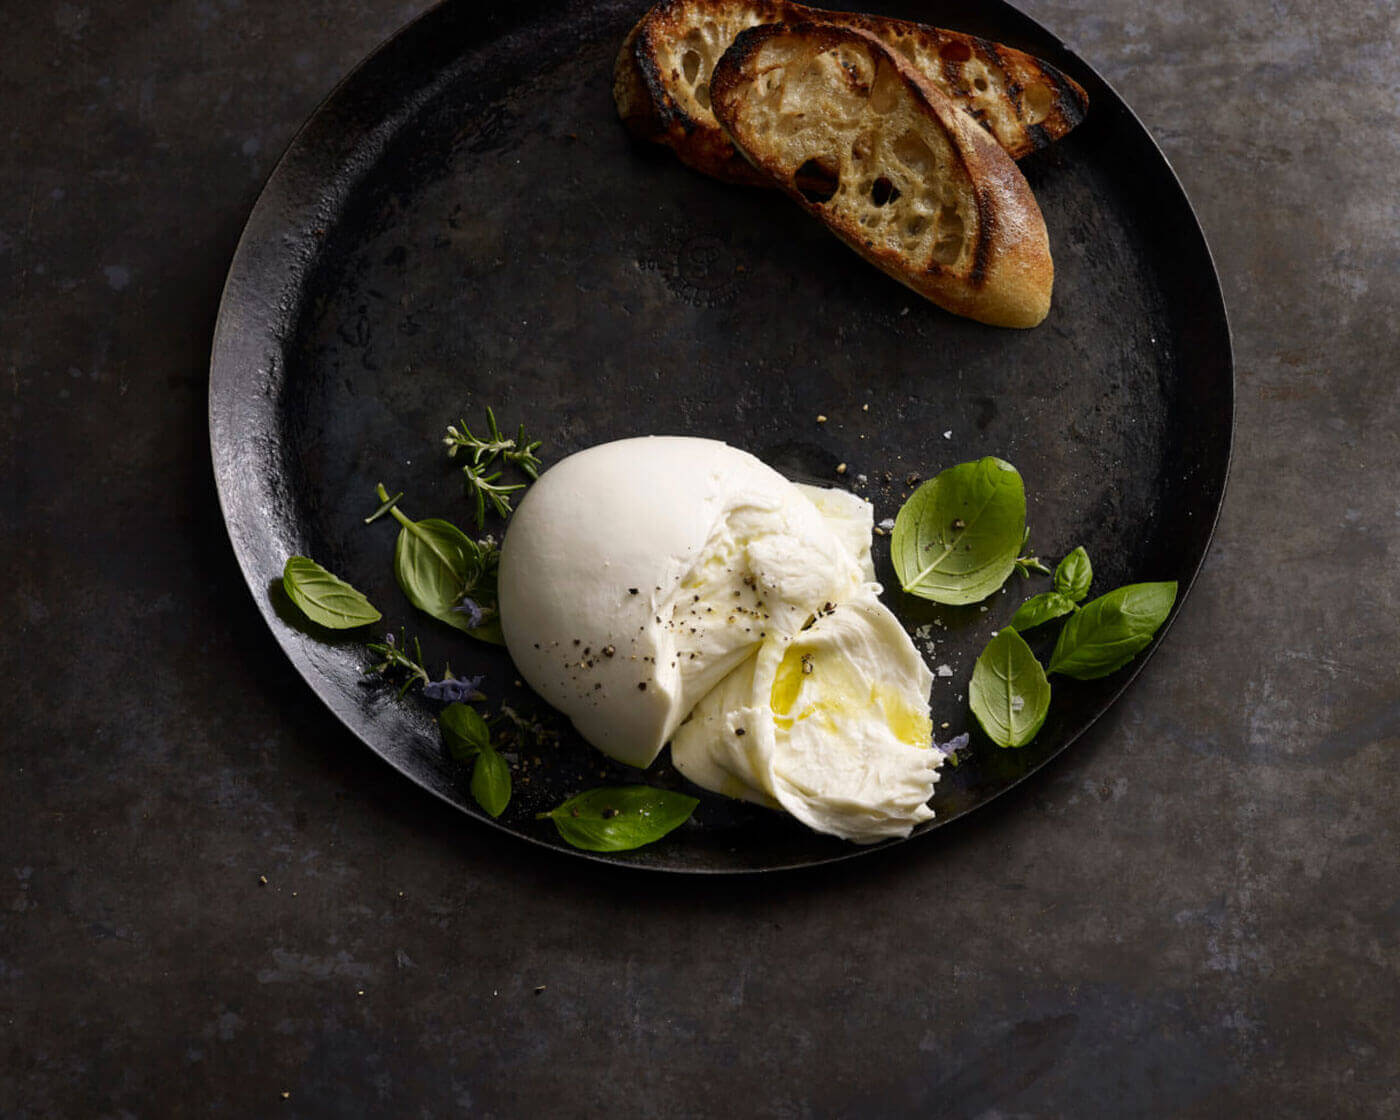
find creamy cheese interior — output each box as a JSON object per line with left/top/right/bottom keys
{"left": 671, "top": 596, "right": 943, "bottom": 842}
{"left": 498, "top": 436, "right": 943, "bottom": 842}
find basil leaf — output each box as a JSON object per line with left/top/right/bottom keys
{"left": 1010, "top": 591, "right": 1077, "bottom": 631}
{"left": 1049, "top": 582, "right": 1178, "bottom": 679}
{"left": 471, "top": 744, "right": 511, "bottom": 818}
{"left": 539, "top": 787, "right": 699, "bottom": 852}
{"left": 281, "top": 556, "right": 381, "bottom": 629}
{"left": 969, "top": 628, "right": 1051, "bottom": 748}
{"left": 1054, "top": 547, "right": 1092, "bottom": 602}
{"left": 891, "top": 457, "right": 1027, "bottom": 605}
{"left": 394, "top": 516, "right": 479, "bottom": 622}
{"left": 440, "top": 702, "right": 490, "bottom": 761}
{"left": 389, "top": 511, "right": 503, "bottom": 645}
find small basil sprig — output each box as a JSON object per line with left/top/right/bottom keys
{"left": 974, "top": 547, "right": 1177, "bottom": 748}
{"left": 1054, "top": 547, "right": 1093, "bottom": 602}
{"left": 1049, "top": 582, "right": 1177, "bottom": 680}
{"left": 282, "top": 556, "right": 382, "bottom": 629}
{"left": 892, "top": 458, "right": 1043, "bottom": 605}
{"left": 440, "top": 702, "right": 491, "bottom": 758}
{"left": 369, "top": 484, "right": 503, "bottom": 645}
{"left": 538, "top": 787, "right": 699, "bottom": 852}
{"left": 1010, "top": 591, "right": 1076, "bottom": 631}
{"left": 969, "top": 628, "right": 1051, "bottom": 748}
{"left": 439, "top": 703, "right": 511, "bottom": 818}
{"left": 470, "top": 746, "right": 511, "bottom": 819}
{"left": 1010, "top": 544, "right": 1092, "bottom": 630}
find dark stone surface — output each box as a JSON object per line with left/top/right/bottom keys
{"left": 1, "top": 0, "right": 1395, "bottom": 1115}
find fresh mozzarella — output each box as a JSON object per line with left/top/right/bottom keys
{"left": 498, "top": 435, "right": 944, "bottom": 843}
{"left": 498, "top": 437, "right": 865, "bottom": 768}
{"left": 793, "top": 483, "right": 876, "bottom": 582}
{"left": 671, "top": 596, "right": 942, "bottom": 843}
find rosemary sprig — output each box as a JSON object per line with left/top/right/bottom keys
{"left": 366, "top": 630, "right": 432, "bottom": 697}
{"left": 443, "top": 408, "right": 543, "bottom": 525}
{"left": 366, "top": 630, "right": 485, "bottom": 701}
{"left": 444, "top": 407, "right": 543, "bottom": 477}
{"left": 504, "top": 423, "right": 543, "bottom": 480}
{"left": 462, "top": 462, "right": 525, "bottom": 528}
{"left": 444, "top": 408, "right": 514, "bottom": 466}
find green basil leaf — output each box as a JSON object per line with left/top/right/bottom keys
{"left": 394, "top": 516, "right": 478, "bottom": 620}
{"left": 1054, "top": 547, "right": 1092, "bottom": 602}
{"left": 1048, "top": 582, "right": 1178, "bottom": 679}
{"left": 439, "top": 702, "right": 490, "bottom": 761}
{"left": 1010, "top": 591, "right": 1077, "bottom": 631}
{"left": 891, "top": 457, "right": 1027, "bottom": 605}
{"left": 969, "top": 628, "right": 1051, "bottom": 748}
{"left": 539, "top": 787, "right": 699, "bottom": 852}
{"left": 392, "top": 516, "right": 503, "bottom": 645}
{"left": 281, "top": 556, "right": 381, "bottom": 629}
{"left": 471, "top": 744, "right": 511, "bottom": 818}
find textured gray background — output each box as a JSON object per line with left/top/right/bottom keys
{"left": 2, "top": 0, "right": 1397, "bottom": 1116}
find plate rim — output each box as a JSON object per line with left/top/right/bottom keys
{"left": 208, "top": 0, "right": 1235, "bottom": 874}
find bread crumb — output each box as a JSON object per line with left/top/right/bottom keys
{"left": 816, "top": 414, "right": 827, "bottom": 423}
{"left": 835, "top": 463, "right": 847, "bottom": 475}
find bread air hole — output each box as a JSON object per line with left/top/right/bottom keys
{"left": 851, "top": 133, "right": 873, "bottom": 162}
{"left": 681, "top": 49, "right": 701, "bottom": 86}
{"left": 973, "top": 76, "right": 990, "bottom": 92}
{"left": 1023, "top": 82, "right": 1054, "bottom": 123}
{"left": 869, "top": 63, "right": 899, "bottom": 113}
{"left": 794, "top": 157, "right": 840, "bottom": 204}
{"left": 871, "top": 176, "right": 900, "bottom": 206}
{"left": 760, "top": 68, "right": 786, "bottom": 97}
{"left": 695, "top": 82, "right": 711, "bottom": 109}
{"left": 933, "top": 204, "right": 965, "bottom": 264}
{"left": 892, "top": 130, "right": 937, "bottom": 178}
{"left": 938, "top": 40, "right": 973, "bottom": 63}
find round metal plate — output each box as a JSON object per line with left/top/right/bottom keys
{"left": 210, "top": 0, "right": 1233, "bottom": 871}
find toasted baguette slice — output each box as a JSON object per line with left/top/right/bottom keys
{"left": 616, "top": 0, "right": 1088, "bottom": 184}
{"left": 710, "top": 22, "right": 1053, "bottom": 327}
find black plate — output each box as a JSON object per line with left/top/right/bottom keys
{"left": 210, "top": 0, "right": 1232, "bottom": 872}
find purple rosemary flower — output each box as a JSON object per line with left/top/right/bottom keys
{"left": 422, "top": 674, "right": 485, "bottom": 704}
{"left": 934, "top": 732, "right": 971, "bottom": 766}
{"left": 452, "top": 596, "right": 485, "bottom": 629}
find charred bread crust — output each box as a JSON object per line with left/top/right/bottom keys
{"left": 710, "top": 21, "right": 1053, "bottom": 327}
{"left": 615, "top": 0, "right": 1088, "bottom": 182}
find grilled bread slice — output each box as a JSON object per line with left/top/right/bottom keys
{"left": 616, "top": 0, "right": 1087, "bottom": 183}
{"left": 710, "top": 22, "right": 1053, "bottom": 327}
